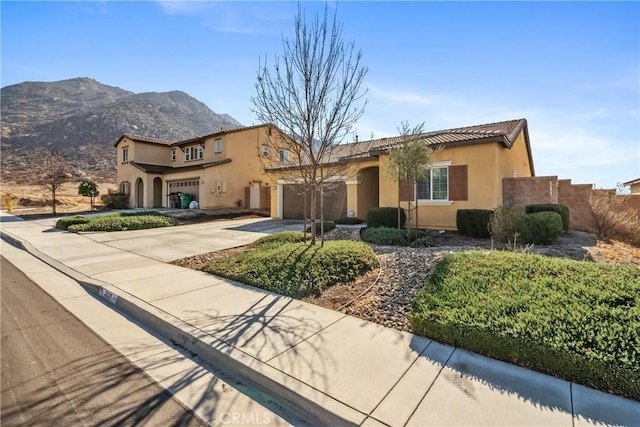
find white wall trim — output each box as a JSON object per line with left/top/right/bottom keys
{"left": 432, "top": 160, "right": 453, "bottom": 167}
{"left": 417, "top": 200, "right": 454, "bottom": 206}
{"left": 345, "top": 179, "right": 361, "bottom": 185}
{"left": 277, "top": 184, "right": 283, "bottom": 219}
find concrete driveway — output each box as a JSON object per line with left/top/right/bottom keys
{"left": 77, "top": 218, "right": 304, "bottom": 262}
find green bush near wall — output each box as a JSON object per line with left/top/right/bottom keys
{"left": 525, "top": 204, "right": 570, "bottom": 231}
{"left": 410, "top": 251, "right": 640, "bottom": 400}
{"left": 367, "top": 207, "right": 406, "bottom": 228}
{"left": 456, "top": 209, "right": 493, "bottom": 238}
{"left": 519, "top": 211, "right": 564, "bottom": 245}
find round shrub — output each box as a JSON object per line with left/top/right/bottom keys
{"left": 456, "top": 209, "right": 493, "bottom": 238}
{"left": 367, "top": 207, "right": 406, "bottom": 228}
{"left": 361, "top": 227, "right": 411, "bottom": 246}
{"left": 519, "top": 212, "right": 563, "bottom": 245}
{"left": 410, "top": 236, "right": 433, "bottom": 248}
{"left": 336, "top": 217, "right": 365, "bottom": 225}
{"left": 55, "top": 215, "right": 91, "bottom": 231}
{"left": 525, "top": 204, "right": 570, "bottom": 231}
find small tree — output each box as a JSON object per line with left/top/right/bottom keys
{"left": 385, "top": 122, "right": 437, "bottom": 237}
{"left": 34, "top": 149, "right": 69, "bottom": 215}
{"left": 79, "top": 180, "right": 99, "bottom": 210}
{"left": 252, "top": 3, "right": 367, "bottom": 245}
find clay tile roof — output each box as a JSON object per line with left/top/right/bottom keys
{"left": 115, "top": 134, "right": 174, "bottom": 147}
{"left": 623, "top": 178, "right": 640, "bottom": 186}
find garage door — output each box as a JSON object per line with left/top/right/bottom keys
{"left": 283, "top": 182, "right": 346, "bottom": 220}
{"left": 168, "top": 179, "right": 200, "bottom": 201}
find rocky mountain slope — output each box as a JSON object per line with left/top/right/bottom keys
{"left": 1, "top": 77, "right": 242, "bottom": 183}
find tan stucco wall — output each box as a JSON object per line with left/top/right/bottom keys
{"left": 376, "top": 130, "right": 533, "bottom": 229}
{"left": 115, "top": 126, "right": 279, "bottom": 209}
{"left": 631, "top": 182, "right": 640, "bottom": 195}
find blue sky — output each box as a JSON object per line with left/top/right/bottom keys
{"left": 2, "top": 1, "right": 639, "bottom": 189}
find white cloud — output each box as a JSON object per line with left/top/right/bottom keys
{"left": 155, "top": 1, "right": 294, "bottom": 34}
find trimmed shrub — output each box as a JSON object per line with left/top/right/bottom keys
{"left": 250, "top": 231, "right": 306, "bottom": 247}
{"left": 361, "top": 227, "right": 410, "bottom": 246}
{"left": 456, "top": 209, "right": 493, "bottom": 238}
{"left": 67, "top": 213, "right": 178, "bottom": 232}
{"left": 336, "top": 217, "right": 365, "bottom": 225}
{"left": 489, "top": 205, "right": 526, "bottom": 244}
{"left": 55, "top": 215, "right": 91, "bottom": 231}
{"left": 410, "top": 251, "right": 640, "bottom": 400}
{"left": 100, "top": 193, "right": 129, "bottom": 209}
{"left": 525, "top": 204, "right": 570, "bottom": 231}
{"left": 361, "top": 227, "right": 425, "bottom": 246}
{"left": 306, "top": 221, "right": 336, "bottom": 234}
{"left": 409, "top": 236, "right": 433, "bottom": 248}
{"left": 519, "top": 211, "right": 563, "bottom": 245}
{"left": 205, "top": 239, "right": 377, "bottom": 298}
{"left": 367, "top": 207, "right": 406, "bottom": 228}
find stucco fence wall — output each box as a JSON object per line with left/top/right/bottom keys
{"left": 503, "top": 176, "right": 640, "bottom": 232}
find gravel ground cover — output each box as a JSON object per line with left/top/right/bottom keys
{"left": 171, "top": 227, "right": 639, "bottom": 333}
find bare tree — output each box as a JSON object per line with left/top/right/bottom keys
{"left": 252, "top": 3, "right": 367, "bottom": 245}
{"left": 587, "top": 189, "right": 640, "bottom": 243}
{"left": 34, "top": 149, "right": 69, "bottom": 214}
{"left": 385, "top": 122, "right": 438, "bottom": 236}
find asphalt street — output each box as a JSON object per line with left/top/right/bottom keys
{"left": 0, "top": 256, "right": 208, "bottom": 427}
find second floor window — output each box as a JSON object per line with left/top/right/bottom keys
{"left": 262, "top": 145, "right": 269, "bottom": 157}
{"left": 122, "top": 147, "right": 129, "bottom": 163}
{"left": 171, "top": 149, "right": 176, "bottom": 161}
{"left": 185, "top": 145, "right": 203, "bottom": 161}
{"left": 279, "top": 149, "right": 289, "bottom": 163}
{"left": 215, "top": 139, "right": 222, "bottom": 153}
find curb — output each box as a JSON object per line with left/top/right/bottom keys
{"left": 0, "top": 229, "right": 366, "bottom": 426}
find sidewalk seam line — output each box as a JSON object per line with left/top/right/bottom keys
{"left": 402, "top": 347, "right": 457, "bottom": 427}
{"left": 366, "top": 340, "right": 434, "bottom": 420}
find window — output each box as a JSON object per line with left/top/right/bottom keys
{"left": 215, "top": 139, "right": 222, "bottom": 153}
{"left": 262, "top": 145, "right": 269, "bottom": 157}
{"left": 170, "top": 149, "right": 176, "bottom": 161}
{"left": 122, "top": 147, "right": 129, "bottom": 163}
{"left": 417, "top": 167, "right": 448, "bottom": 200}
{"left": 119, "top": 182, "right": 130, "bottom": 195}
{"left": 279, "top": 149, "right": 289, "bottom": 163}
{"left": 185, "top": 145, "right": 203, "bottom": 161}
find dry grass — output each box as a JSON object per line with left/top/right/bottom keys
{"left": 1, "top": 181, "right": 116, "bottom": 215}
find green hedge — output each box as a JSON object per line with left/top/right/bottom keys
{"left": 306, "top": 221, "right": 336, "bottom": 234}
{"left": 361, "top": 226, "right": 426, "bottom": 246}
{"left": 410, "top": 251, "right": 640, "bottom": 400}
{"left": 65, "top": 212, "right": 178, "bottom": 232}
{"left": 205, "top": 235, "right": 377, "bottom": 298}
{"left": 336, "top": 217, "right": 365, "bottom": 225}
{"left": 456, "top": 209, "right": 492, "bottom": 238}
{"left": 525, "top": 204, "right": 570, "bottom": 231}
{"left": 55, "top": 215, "right": 91, "bottom": 230}
{"left": 367, "top": 207, "right": 406, "bottom": 228}
{"left": 519, "top": 211, "right": 563, "bottom": 245}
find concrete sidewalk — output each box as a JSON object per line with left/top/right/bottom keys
{"left": 1, "top": 214, "right": 638, "bottom": 426}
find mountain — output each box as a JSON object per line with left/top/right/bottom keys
{"left": 1, "top": 77, "right": 242, "bottom": 182}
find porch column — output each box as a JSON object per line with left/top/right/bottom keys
{"left": 345, "top": 179, "right": 361, "bottom": 218}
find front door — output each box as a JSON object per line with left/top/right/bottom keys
{"left": 250, "top": 183, "right": 260, "bottom": 209}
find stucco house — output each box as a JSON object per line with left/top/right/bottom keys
{"left": 623, "top": 178, "right": 640, "bottom": 195}
{"left": 114, "top": 124, "right": 284, "bottom": 209}
{"left": 268, "top": 118, "right": 535, "bottom": 230}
